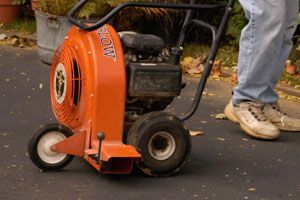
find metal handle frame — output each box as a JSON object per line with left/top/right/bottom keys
{"left": 68, "top": 0, "right": 223, "bottom": 31}
{"left": 68, "top": 0, "right": 236, "bottom": 121}
{"left": 178, "top": 0, "right": 235, "bottom": 121}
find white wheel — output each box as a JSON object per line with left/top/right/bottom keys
{"left": 148, "top": 132, "right": 176, "bottom": 161}
{"left": 37, "top": 131, "right": 67, "bottom": 164}
{"left": 28, "top": 123, "right": 74, "bottom": 171}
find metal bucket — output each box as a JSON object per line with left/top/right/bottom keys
{"left": 35, "top": 10, "right": 72, "bottom": 64}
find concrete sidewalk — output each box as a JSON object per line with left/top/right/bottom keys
{"left": 0, "top": 46, "right": 299, "bottom": 200}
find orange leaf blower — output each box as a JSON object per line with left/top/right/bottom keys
{"left": 28, "top": 0, "right": 235, "bottom": 177}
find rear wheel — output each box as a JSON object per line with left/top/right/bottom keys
{"left": 28, "top": 123, "right": 74, "bottom": 171}
{"left": 126, "top": 112, "right": 191, "bottom": 177}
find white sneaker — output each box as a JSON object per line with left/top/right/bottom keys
{"left": 224, "top": 100, "right": 280, "bottom": 139}
{"left": 264, "top": 102, "right": 300, "bottom": 132}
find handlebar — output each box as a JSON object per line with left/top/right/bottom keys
{"left": 68, "top": 0, "right": 224, "bottom": 32}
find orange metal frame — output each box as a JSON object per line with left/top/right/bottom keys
{"left": 50, "top": 25, "right": 141, "bottom": 174}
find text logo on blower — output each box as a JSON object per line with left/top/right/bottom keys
{"left": 97, "top": 26, "right": 116, "bottom": 61}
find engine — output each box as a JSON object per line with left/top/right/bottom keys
{"left": 119, "top": 32, "right": 182, "bottom": 120}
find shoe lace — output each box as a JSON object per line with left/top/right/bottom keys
{"left": 269, "top": 103, "right": 288, "bottom": 116}
{"left": 244, "top": 102, "right": 268, "bottom": 122}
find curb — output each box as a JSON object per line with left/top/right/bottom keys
{"left": 276, "top": 85, "right": 300, "bottom": 98}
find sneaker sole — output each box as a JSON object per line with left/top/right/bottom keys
{"left": 240, "top": 123, "right": 278, "bottom": 140}
{"left": 272, "top": 123, "right": 300, "bottom": 132}
{"left": 225, "top": 102, "right": 279, "bottom": 140}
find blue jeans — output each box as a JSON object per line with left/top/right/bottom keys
{"left": 233, "top": 0, "right": 299, "bottom": 105}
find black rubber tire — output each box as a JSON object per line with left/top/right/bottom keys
{"left": 126, "top": 112, "right": 191, "bottom": 177}
{"left": 28, "top": 123, "right": 74, "bottom": 171}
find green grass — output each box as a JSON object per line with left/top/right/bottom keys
{"left": 2, "top": 19, "right": 36, "bottom": 34}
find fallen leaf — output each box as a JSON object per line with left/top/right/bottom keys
{"left": 285, "top": 60, "right": 297, "bottom": 75}
{"left": 214, "top": 113, "right": 227, "bottom": 120}
{"left": 232, "top": 72, "right": 238, "bottom": 83}
{"left": 8, "top": 37, "right": 20, "bottom": 46}
{"left": 181, "top": 56, "right": 194, "bottom": 69}
{"left": 211, "top": 60, "right": 222, "bottom": 77}
{"left": 187, "top": 67, "right": 202, "bottom": 75}
{"left": 190, "top": 131, "right": 204, "bottom": 137}
{"left": 217, "top": 137, "right": 226, "bottom": 141}
{"left": 0, "top": 33, "right": 8, "bottom": 40}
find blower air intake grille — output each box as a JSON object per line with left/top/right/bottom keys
{"left": 51, "top": 46, "right": 82, "bottom": 124}
{"left": 72, "top": 60, "right": 81, "bottom": 106}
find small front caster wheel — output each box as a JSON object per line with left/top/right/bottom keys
{"left": 28, "top": 123, "right": 74, "bottom": 171}
{"left": 126, "top": 112, "right": 191, "bottom": 177}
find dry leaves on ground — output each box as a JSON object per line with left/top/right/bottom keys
{"left": 181, "top": 56, "right": 223, "bottom": 78}
{"left": 0, "top": 34, "right": 35, "bottom": 48}
{"left": 189, "top": 131, "right": 204, "bottom": 137}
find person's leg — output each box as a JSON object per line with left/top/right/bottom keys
{"left": 271, "top": 0, "right": 299, "bottom": 88}
{"left": 225, "top": 0, "right": 289, "bottom": 139}
{"left": 233, "top": 0, "right": 287, "bottom": 105}
{"left": 262, "top": 0, "right": 300, "bottom": 132}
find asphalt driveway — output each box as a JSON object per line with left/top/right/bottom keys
{"left": 0, "top": 46, "right": 299, "bottom": 200}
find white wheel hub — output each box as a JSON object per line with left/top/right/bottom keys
{"left": 148, "top": 132, "right": 176, "bottom": 161}
{"left": 37, "top": 131, "right": 67, "bottom": 164}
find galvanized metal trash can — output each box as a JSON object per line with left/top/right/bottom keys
{"left": 35, "top": 11, "right": 72, "bottom": 64}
